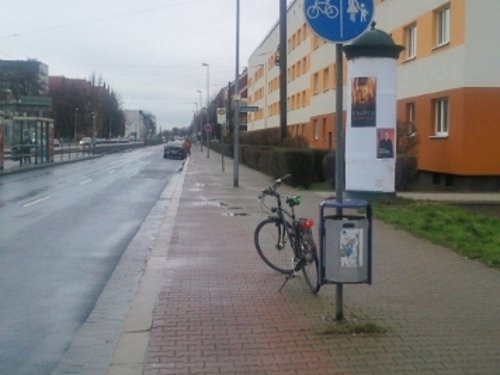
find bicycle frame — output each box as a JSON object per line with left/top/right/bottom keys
{"left": 260, "top": 184, "right": 307, "bottom": 262}
{"left": 255, "top": 175, "right": 320, "bottom": 293}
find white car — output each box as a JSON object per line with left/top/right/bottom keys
{"left": 79, "top": 137, "right": 92, "bottom": 150}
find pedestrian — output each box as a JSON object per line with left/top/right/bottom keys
{"left": 22, "top": 138, "right": 32, "bottom": 164}
{"left": 183, "top": 137, "right": 192, "bottom": 156}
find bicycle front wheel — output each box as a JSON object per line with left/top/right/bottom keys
{"left": 300, "top": 231, "right": 320, "bottom": 293}
{"left": 254, "top": 218, "right": 295, "bottom": 274}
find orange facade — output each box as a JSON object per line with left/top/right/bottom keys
{"left": 398, "top": 87, "right": 500, "bottom": 176}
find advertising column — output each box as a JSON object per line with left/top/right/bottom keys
{"left": 344, "top": 26, "right": 403, "bottom": 197}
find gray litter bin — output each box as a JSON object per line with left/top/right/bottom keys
{"left": 319, "top": 199, "right": 372, "bottom": 285}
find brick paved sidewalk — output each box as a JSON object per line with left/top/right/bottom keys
{"left": 144, "top": 150, "right": 500, "bottom": 375}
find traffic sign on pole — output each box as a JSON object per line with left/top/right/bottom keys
{"left": 239, "top": 105, "right": 259, "bottom": 113}
{"left": 217, "top": 108, "right": 226, "bottom": 125}
{"left": 304, "top": 0, "right": 374, "bottom": 43}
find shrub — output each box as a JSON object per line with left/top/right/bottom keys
{"left": 322, "top": 152, "right": 336, "bottom": 189}
{"left": 396, "top": 155, "right": 418, "bottom": 191}
{"left": 266, "top": 148, "right": 314, "bottom": 188}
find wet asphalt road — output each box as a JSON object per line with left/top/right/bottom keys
{"left": 0, "top": 146, "right": 181, "bottom": 375}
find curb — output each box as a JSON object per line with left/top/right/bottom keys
{"left": 107, "top": 157, "right": 190, "bottom": 375}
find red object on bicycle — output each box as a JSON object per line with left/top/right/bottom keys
{"left": 299, "top": 218, "right": 314, "bottom": 230}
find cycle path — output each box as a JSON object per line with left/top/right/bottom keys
{"left": 126, "top": 149, "right": 500, "bottom": 375}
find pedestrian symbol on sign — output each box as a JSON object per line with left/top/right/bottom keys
{"left": 347, "top": 0, "right": 370, "bottom": 22}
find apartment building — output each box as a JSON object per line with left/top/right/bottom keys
{"left": 247, "top": 0, "right": 500, "bottom": 189}
{"left": 0, "top": 59, "right": 49, "bottom": 98}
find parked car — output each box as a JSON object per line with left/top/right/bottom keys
{"left": 163, "top": 141, "right": 186, "bottom": 159}
{"left": 79, "top": 137, "right": 92, "bottom": 150}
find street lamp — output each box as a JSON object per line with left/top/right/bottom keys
{"left": 193, "top": 101, "right": 198, "bottom": 142}
{"left": 197, "top": 89, "right": 203, "bottom": 151}
{"left": 73, "top": 107, "right": 79, "bottom": 144}
{"left": 233, "top": 0, "right": 241, "bottom": 187}
{"left": 202, "top": 62, "right": 210, "bottom": 158}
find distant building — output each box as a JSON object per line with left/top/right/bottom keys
{"left": 124, "top": 110, "right": 143, "bottom": 140}
{"left": 0, "top": 59, "right": 51, "bottom": 115}
{"left": 0, "top": 59, "right": 49, "bottom": 97}
{"left": 246, "top": 0, "right": 500, "bottom": 190}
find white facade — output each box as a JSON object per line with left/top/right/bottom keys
{"left": 123, "top": 110, "right": 143, "bottom": 140}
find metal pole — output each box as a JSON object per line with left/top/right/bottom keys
{"left": 92, "top": 113, "right": 96, "bottom": 155}
{"left": 202, "top": 63, "right": 210, "bottom": 158}
{"left": 335, "top": 43, "right": 345, "bottom": 322}
{"left": 194, "top": 102, "right": 199, "bottom": 150}
{"left": 279, "top": 0, "right": 287, "bottom": 142}
{"left": 197, "top": 90, "right": 203, "bottom": 151}
{"left": 73, "top": 107, "right": 78, "bottom": 144}
{"left": 233, "top": 0, "right": 240, "bottom": 187}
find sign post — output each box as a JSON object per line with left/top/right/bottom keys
{"left": 204, "top": 123, "right": 212, "bottom": 159}
{"left": 304, "top": 0, "right": 374, "bottom": 322}
{"left": 217, "top": 107, "right": 227, "bottom": 172}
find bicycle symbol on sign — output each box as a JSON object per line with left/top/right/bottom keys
{"left": 306, "top": 0, "right": 339, "bottom": 19}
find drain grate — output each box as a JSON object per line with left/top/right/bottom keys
{"left": 223, "top": 212, "right": 249, "bottom": 217}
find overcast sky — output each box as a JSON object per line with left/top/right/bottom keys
{"left": 0, "top": 0, "right": 289, "bottom": 130}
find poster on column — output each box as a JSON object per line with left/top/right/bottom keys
{"left": 351, "top": 77, "right": 376, "bottom": 127}
{"left": 376, "top": 128, "right": 395, "bottom": 159}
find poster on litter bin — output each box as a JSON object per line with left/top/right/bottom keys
{"left": 339, "top": 228, "right": 363, "bottom": 267}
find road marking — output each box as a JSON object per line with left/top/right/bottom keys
{"left": 23, "top": 195, "right": 51, "bottom": 207}
{"left": 108, "top": 169, "right": 117, "bottom": 175}
{"left": 80, "top": 179, "right": 93, "bottom": 185}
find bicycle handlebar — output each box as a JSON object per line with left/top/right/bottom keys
{"left": 259, "top": 174, "right": 291, "bottom": 199}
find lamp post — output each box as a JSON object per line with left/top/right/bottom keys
{"left": 233, "top": 0, "right": 240, "bottom": 187}
{"left": 73, "top": 107, "right": 79, "bottom": 144}
{"left": 279, "top": 0, "right": 287, "bottom": 141}
{"left": 202, "top": 62, "right": 210, "bottom": 158}
{"left": 194, "top": 102, "right": 199, "bottom": 142}
{"left": 91, "top": 112, "right": 96, "bottom": 155}
{"left": 197, "top": 89, "right": 203, "bottom": 151}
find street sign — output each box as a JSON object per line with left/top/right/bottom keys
{"left": 217, "top": 107, "right": 226, "bottom": 124}
{"left": 304, "top": 0, "right": 374, "bottom": 43}
{"left": 204, "top": 123, "right": 212, "bottom": 133}
{"left": 239, "top": 106, "right": 259, "bottom": 113}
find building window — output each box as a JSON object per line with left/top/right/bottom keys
{"left": 406, "top": 102, "right": 416, "bottom": 135}
{"left": 434, "top": 98, "right": 449, "bottom": 136}
{"left": 435, "top": 5, "right": 450, "bottom": 46}
{"left": 323, "top": 67, "right": 329, "bottom": 91}
{"left": 313, "top": 119, "right": 319, "bottom": 140}
{"left": 313, "top": 72, "right": 319, "bottom": 94}
{"left": 404, "top": 24, "right": 417, "bottom": 59}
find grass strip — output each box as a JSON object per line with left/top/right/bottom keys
{"left": 372, "top": 198, "right": 500, "bottom": 268}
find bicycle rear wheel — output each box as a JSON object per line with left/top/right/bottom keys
{"left": 300, "top": 231, "right": 320, "bottom": 293}
{"left": 254, "top": 218, "right": 295, "bottom": 274}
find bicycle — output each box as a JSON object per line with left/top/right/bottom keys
{"left": 306, "top": 0, "right": 339, "bottom": 20}
{"left": 254, "top": 174, "right": 320, "bottom": 293}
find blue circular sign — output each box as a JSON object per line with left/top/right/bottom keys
{"left": 304, "top": 0, "right": 374, "bottom": 43}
